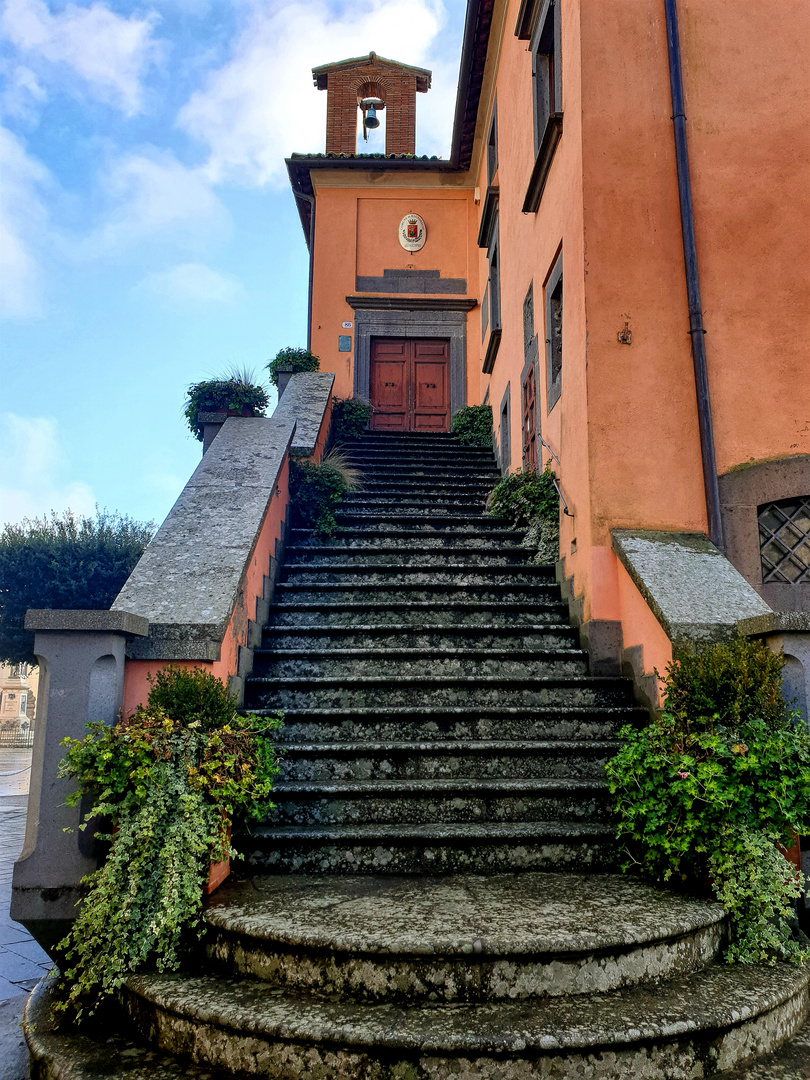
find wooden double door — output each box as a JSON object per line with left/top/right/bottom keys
{"left": 370, "top": 338, "right": 451, "bottom": 431}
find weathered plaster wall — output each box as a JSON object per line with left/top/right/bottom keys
{"left": 309, "top": 179, "right": 478, "bottom": 404}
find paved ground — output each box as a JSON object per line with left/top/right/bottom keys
{"left": 0, "top": 749, "right": 52, "bottom": 1080}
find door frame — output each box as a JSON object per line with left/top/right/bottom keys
{"left": 352, "top": 308, "right": 467, "bottom": 418}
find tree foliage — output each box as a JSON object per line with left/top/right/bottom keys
{"left": 0, "top": 508, "right": 154, "bottom": 665}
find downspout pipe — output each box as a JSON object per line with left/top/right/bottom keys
{"left": 300, "top": 192, "right": 316, "bottom": 351}
{"left": 663, "top": 0, "right": 724, "bottom": 550}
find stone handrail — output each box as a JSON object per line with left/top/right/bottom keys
{"left": 13, "top": 372, "right": 334, "bottom": 950}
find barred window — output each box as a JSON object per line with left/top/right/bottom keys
{"left": 758, "top": 496, "right": 810, "bottom": 583}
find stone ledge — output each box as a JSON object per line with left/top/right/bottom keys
{"left": 24, "top": 609, "right": 149, "bottom": 636}
{"left": 611, "top": 529, "right": 773, "bottom": 650}
{"left": 272, "top": 371, "right": 334, "bottom": 456}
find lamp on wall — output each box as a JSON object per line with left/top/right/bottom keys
{"left": 360, "top": 97, "right": 384, "bottom": 141}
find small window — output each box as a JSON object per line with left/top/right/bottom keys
{"left": 545, "top": 251, "right": 563, "bottom": 411}
{"left": 520, "top": 0, "right": 563, "bottom": 213}
{"left": 482, "top": 212, "right": 502, "bottom": 373}
{"left": 522, "top": 367, "right": 537, "bottom": 469}
{"left": 487, "top": 101, "right": 498, "bottom": 185}
{"left": 499, "top": 383, "right": 511, "bottom": 469}
{"left": 758, "top": 496, "right": 810, "bottom": 583}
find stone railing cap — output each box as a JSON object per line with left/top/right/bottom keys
{"left": 25, "top": 609, "right": 150, "bottom": 636}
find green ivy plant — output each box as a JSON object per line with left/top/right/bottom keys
{"left": 289, "top": 449, "right": 360, "bottom": 536}
{"left": 266, "top": 347, "right": 320, "bottom": 388}
{"left": 606, "top": 638, "right": 810, "bottom": 964}
{"left": 55, "top": 667, "right": 282, "bottom": 1019}
{"left": 488, "top": 464, "right": 560, "bottom": 563}
{"left": 184, "top": 370, "right": 269, "bottom": 441}
{"left": 451, "top": 405, "right": 493, "bottom": 447}
{"left": 331, "top": 397, "right": 372, "bottom": 442}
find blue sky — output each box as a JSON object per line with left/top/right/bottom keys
{"left": 0, "top": 0, "right": 467, "bottom": 529}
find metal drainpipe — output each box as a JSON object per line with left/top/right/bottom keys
{"left": 300, "top": 192, "right": 316, "bottom": 351}
{"left": 663, "top": 0, "right": 724, "bottom": 550}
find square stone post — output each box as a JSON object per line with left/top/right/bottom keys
{"left": 11, "top": 610, "right": 148, "bottom": 954}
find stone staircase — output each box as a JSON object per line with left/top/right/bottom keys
{"left": 26, "top": 431, "right": 810, "bottom": 1079}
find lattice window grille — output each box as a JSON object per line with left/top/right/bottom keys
{"left": 758, "top": 496, "right": 810, "bottom": 584}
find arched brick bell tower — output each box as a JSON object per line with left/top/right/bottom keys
{"left": 312, "top": 51, "right": 431, "bottom": 156}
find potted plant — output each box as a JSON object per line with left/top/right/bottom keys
{"left": 266, "top": 346, "right": 320, "bottom": 391}
{"left": 54, "top": 666, "right": 282, "bottom": 1020}
{"left": 184, "top": 368, "right": 270, "bottom": 441}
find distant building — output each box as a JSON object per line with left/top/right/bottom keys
{"left": 0, "top": 663, "right": 37, "bottom": 734}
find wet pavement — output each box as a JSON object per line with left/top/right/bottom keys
{"left": 1, "top": 749, "right": 52, "bottom": 1080}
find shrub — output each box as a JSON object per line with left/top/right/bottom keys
{"left": 266, "top": 347, "right": 320, "bottom": 388}
{"left": 290, "top": 448, "right": 360, "bottom": 536}
{"left": 331, "top": 397, "right": 372, "bottom": 442}
{"left": 184, "top": 370, "right": 269, "bottom": 440}
{"left": 451, "top": 405, "right": 493, "bottom": 447}
{"left": 55, "top": 667, "right": 282, "bottom": 1018}
{"left": 488, "top": 465, "right": 559, "bottom": 526}
{"left": 606, "top": 638, "right": 810, "bottom": 963}
{"left": 0, "top": 509, "right": 154, "bottom": 665}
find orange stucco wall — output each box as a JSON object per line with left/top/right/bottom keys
{"left": 309, "top": 181, "right": 479, "bottom": 402}
{"left": 121, "top": 455, "right": 291, "bottom": 714}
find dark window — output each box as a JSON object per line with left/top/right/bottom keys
{"left": 522, "top": 367, "right": 537, "bottom": 469}
{"left": 482, "top": 212, "right": 502, "bottom": 373}
{"left": 545, "top": 251, "right": 563, "bottom": 411}
{"left": 758, "top": 496, "right": 810, "bottom": 583}
{"left": 519, "top": 0, "right": 563, "bottom": 213}
{"left": 499, "top": 383, "right": 511, "bottom": 470}
{"left": 487, "top": 100, "right": 498, "bottom": 185}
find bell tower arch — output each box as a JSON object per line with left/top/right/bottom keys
{"left": 312, "top": 51, "right": 432, "bottom": 156}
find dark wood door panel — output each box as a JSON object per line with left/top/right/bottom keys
{"left": 370, "top": 338, "right": 450, "bottom": 432}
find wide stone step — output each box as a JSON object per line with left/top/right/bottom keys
{"left": 237, "top": 819, "right": 621, "bottom": 873}
{"left": 252, "top": 647, "right": 589, "bottom": 680}
{"left": 275, "top": 739, "right": 618, "bottom": 782}
{"left": 273, "top": 582, "right": 560, "bottom": 605}
{"left": 345, "top": 493, "right": 489, "bottom": 509}
{"left": 266, "top": 600, "right": 570, "bottom": 628}
{"left": 358, "top": 478, "right": 495, "bottom": 493}
{"left": 342, "top": 465, "right": 501, "bottom": 481}
{"left": 201, "top": 874, "right": 725, "bottom": 1001}
{"left": 284, "top": 547, "right": 535, "bottom": 568}
{"left": 288, "top": 527, "right": 526, "bottom": 550}
{"left": 281, "top": 563, "right": 554, "bottom": 585}
{"left": 340, "top": 451, "right": 495, "bottom": 465}
{"left": 334, "top": 512, "right": 513, "bottom": 530}
{"left": 122, "top": 961, "right": 810, "bottom": 1078}
{"left": 246, "top": 674, "right": 632, "bottom": 711}
{"left": 260, "top": 623, "right": 579, "bottom": 651}
{"left": 264, "top": 777, "right": 613, "bottom": 826}
{"left": 247, "top": 705, "right": 641, "bottom": 743}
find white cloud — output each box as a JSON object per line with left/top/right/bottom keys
{"left": 1, "top": 64, "right": 47, "bottom": 120}
{"left": 0, "top": 125, "right": 50, "bottom": 320}
{"left": 1, "top": 0, "right": 161, "bottom": 115}
{"left": 178, "top": 0, "right": 453, "bottom": 188}
{"left": 135, "top": 261, "right": 245, "bottom": 307}
{"left": 0, "top": 414, "right": 96, "bottom": 527}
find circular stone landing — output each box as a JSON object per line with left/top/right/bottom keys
{"left": 203, "top": 872, "right": 726, "bottom": 1000}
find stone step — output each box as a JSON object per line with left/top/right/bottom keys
{"left": 201, "top": 874, "right": 725, "bottom": 1001}
{"left": 266, "top": 600, "right": 570, "bottom": 628}
{"left": 236, "top": 819, "right": 621, "bottom": 873}
{"left": 264, "top": 777, "right": 613, "bottom": 826}
{"left": 122, "top": 961, "right": 810, "bottom": 1078}
{"left": 288, "top": 527, "right": 526, "bottom": 549}
{"left": 280, "top": 564, "right": 554, "bottom": 585}
{"left": 252, "top": 647, "right": 589, "bottom": 680}
{"left": 358, "top": 478, "right": 495, "bottom": 493}
{"left": 273, "top": 582, "right": 561, "bottom": 605}
{"left": 246, "top": 705, "right": 641, "bottom": 743}
{"left": 345, "top": 492, "right": 489, "bottom": 508}
{"left": 260, "top": 623, "right": 579, "bottom": 650}
{"left": 342, "top": 465, "right": 501, "bottom": 481}
{"left": 274, "top": 739, "right": 619, "bottom": 782}
{"left": 245, "top": 674, "right": 632, "bottom": 711}
{"left": 284, "top": 546, "right": 535, "bottom": 567}
{"left": 334, "top": 512, "right": 513, "bottom": 530}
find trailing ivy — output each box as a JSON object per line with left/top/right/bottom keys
{"left": 487, "top": 465, "right": 560, "bottom": 563}
{"left": 451, "top": 405, "right": 493, "bottom": 447}
{"left": 331, "top": 397, "right": 372, "bottom": 442}
{"left": 606, "top": 638, "right": 810, "bottom": 964}
{"left": 55, "top": 668, "right": 282, "bottom": 1019}
{"left": 266, "top": 347, "right": 320, "bottom": 388}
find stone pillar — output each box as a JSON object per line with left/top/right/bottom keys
{"left": 11, "top": 610, "right": 148, "bottom": 954}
